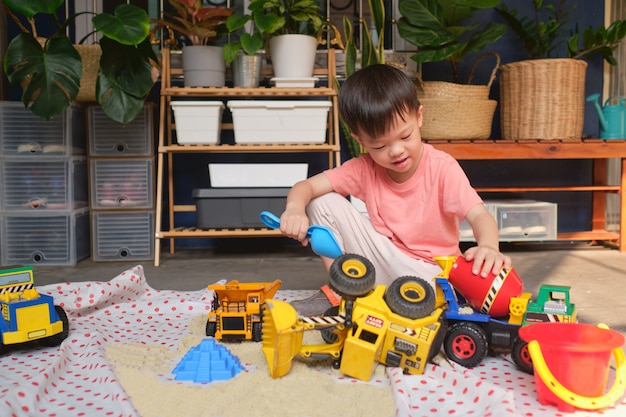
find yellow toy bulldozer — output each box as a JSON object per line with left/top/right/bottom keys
{"left": 261, "top": 254, "right": 445, "bottom": 381}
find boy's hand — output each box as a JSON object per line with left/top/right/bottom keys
{"left": 463, "top": 245, "right": 512, "bottom": 278}
{"left": 280, "top": 209, "right": 311, "bottom": 246}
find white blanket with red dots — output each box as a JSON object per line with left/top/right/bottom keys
{"left": 0, "top": 265, "right": 624, "bottom": 417}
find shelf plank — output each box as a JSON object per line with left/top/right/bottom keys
{"left": 163, "top": 86, "right": 336, "bottom": 97}
{"left": 427, "top": 139, "right": 626, "bottom": 160}
{"left": 476, "top": 186, "right": 621, "bottom": 193}
{"left": 158, "top": 227, "right": 284, "bottom": 238}
{"left": 558, "top": 230, "right": 619, "bottom": 242}
{"left": 156, "top": 228, "right": 620, "bottom": 243}
{"left": 160, "top": 143, "right": 340, "bottom": 153}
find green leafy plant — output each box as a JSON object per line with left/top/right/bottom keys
{"left": 496, "top": 0, "right": 626, "bottom": 64}
{"left": 397, "top": 0, "right": 506, "bottom": 82}
{"left": 248, "top": 0, "right": 325, "bottom": 37}
{"left": 223, "top": 13, "right": 264, "bottom": 64}
{"left": 152, "top": 0, "right": 233, "bottom": 46}
{"left": 339, "top": 0, "right": 386, "bottom": 157}
{"left": 2, "top": 0, "right": 158, "bottom": 124}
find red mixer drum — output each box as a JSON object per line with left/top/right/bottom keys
{"left": 448, "top": 257, "right": 524, "bottom": 317}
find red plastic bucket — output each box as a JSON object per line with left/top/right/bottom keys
{"left": 519, "top": 322, "right": 625, "bottom": 412}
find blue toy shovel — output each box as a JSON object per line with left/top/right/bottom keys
{"left": 259, "top": 211, "right": 343, "bottom": 259}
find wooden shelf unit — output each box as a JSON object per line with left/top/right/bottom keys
{"left": 154, "top": 48, "right": 341, "bottom": 266}
{"left": 426, "top": 139, "right": 626, "bottom": 250}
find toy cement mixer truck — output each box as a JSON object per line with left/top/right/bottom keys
{"left": 433, "top": 256, "right": 577, "bottom": 373}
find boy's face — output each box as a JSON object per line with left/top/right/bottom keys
{"left": 352, "top": 106, "right": 424, "bottom": 183}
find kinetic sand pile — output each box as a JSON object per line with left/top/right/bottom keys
{"left": 106, "top": 315, "right": 396, "bottom": 417}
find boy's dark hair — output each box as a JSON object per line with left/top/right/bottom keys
{"left": 338, "top": 64, "right": 421, "bottom": 138}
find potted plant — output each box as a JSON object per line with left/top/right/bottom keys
{"left": 335, "top": 0, "right": 385, "bottom": 214}
{"left": 153, "top": 0, "right": 233, "bottom": 87}
{"left": 495, "top": 0, "right": 626, "bottom": 140}
{"left": 248, "top": 0, "right": 325, "bottom": 79}
{"left": 340, "top": 0, "right": 386, "bottom": 158}
{"left": 2, "top": 0, "right": 158, "bottom": 124}
{"left": 395, "top": 0, "right": 506, "bottom": 140}
{"left": 396, "top": 0, "right": 506, "bottom": 84}
{"left": 223, "top": 12, "right": 265, "bottom": 87}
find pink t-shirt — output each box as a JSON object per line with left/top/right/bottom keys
{"left": 324, "top": 144, "right": 483, "bottom": 263}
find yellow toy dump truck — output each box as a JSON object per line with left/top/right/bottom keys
{"left": 261, "top": 254, "right": 445, "bottom": 381}
{"left": 0, "top": 265, "right": 68, "bottom": 352}
{"left": 206, "top": 279, "right": 282, "bottom": 342}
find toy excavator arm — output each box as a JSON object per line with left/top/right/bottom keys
{"left": 262, "top": 299, "right": 346, "bottom": 378}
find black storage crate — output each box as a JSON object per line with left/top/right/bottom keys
{"left": 192, "top": 188, "right": 288, "bottom": 229}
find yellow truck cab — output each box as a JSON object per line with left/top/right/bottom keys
{"left": 206, "top": 279, "right": 282, "bottom": 342}
{"left": 0, "top": 266, "right": 68, "bottom": 351}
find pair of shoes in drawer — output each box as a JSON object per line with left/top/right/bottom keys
{"left": 16, "top": 144, "right": 67, "bottom": 154}
{"left": 499, "top": 216, "right": 523, "bottom": 236}
{"left": 523, "top": 213, "right": 548, "bottom": 237}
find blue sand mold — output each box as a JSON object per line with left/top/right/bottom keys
{"left": 173, "top": 338, "right": 244, "bottom": 383}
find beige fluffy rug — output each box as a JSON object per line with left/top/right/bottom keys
{"left": 106, "top": 315, "right": 396, "bottom": 417}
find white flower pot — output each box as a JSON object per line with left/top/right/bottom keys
{"left": 269, "top": 34, "right": 318, "bottom": 78}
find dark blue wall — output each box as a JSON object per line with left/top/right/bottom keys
{"left": 420, "top": 1, "right": 605, "bottom": 235}
{"left": 2, "top": 1, "right": 609, "bottom": 248}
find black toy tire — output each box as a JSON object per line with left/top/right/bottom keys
{"left": 444, "top": 322, "right": 489, "bottom": 368}
{"left": 512, "top": 337, "right": 534, "bottom": 374}
{"left": 384, "top": 276, "right": 436, "bottom": 319}
{"left": 40, "top": 306, "right": 69, "bottom": 347}
{"left": 329, "top": 254, "right": 376, "bottom": 298}
{"left": 320, "top": 306, "right": 340, "bottom": 344}
{"left": 252, "top": 321, "right": 263, "bottom": 342}
{"left": 428, "top": 315, "right": 448, "bottom": 362}
{"left": 206, "top": 321, "right": 217, "bottom": 337}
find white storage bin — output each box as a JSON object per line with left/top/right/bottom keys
{"left": 208, "top": 163, "right": 308, "bottom": 187}
{"left": 0, "top": 101, "right": 85, "bottom": 156}
{"left": 171, "top": 101, "right": 224, "bottom": 144}
{"left": 227, "top": 100, "right": 331, "bottom": 144}
{"left": 88, "top": 104, "right": 153, "bottom": 156}
{"left": 0, "top": 208, "right": 90, "bottom": 266}
{"left": 90, "top": 159, "right": 154, "bottom": 209}
{"left": 0, "top": 157, "right": 88, "bottom": 211}
{"left": 91, "top": 211, "right": 154, "bottom": 261}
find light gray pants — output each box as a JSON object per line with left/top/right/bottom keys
{"left": 306, "top": 193, "right": 442, "bottom": 288}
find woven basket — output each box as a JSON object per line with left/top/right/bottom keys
{"left": 417, "top": 52, "right": 500, "bottom": 101}
{"left": 499, "top": 58, "right": 587, "bottom": 140}
{"left": 390, "top": 53, "right": 500, "bottom": 140}
{"left": 74, "top": 44, "right": 102, "bottom": 102}
{"left": 421, "top": 99, "right": 498, "bottom": 140}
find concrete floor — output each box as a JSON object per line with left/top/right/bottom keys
{"left": 32, "top": 240, "right": 626, "bottom": 333}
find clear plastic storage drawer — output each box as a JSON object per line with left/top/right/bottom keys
{"left": 0, "top": 101, "right": 85, "bottom": 157}
{"left": 88, "top": 104, "right": 153, "bottom": 156}
{"left": 0, "top": 208, "right": 90, "bottom": 266}
{"left": 91, "top": 211, "right": 154, "bottom": 261}
{"left": 0, "top": 158, "right": 88, "bottom": 211}
{"left": 494, "top": 200, "right": 557, "bottom": 241}
{"left": 459, "top": 200, "right": 557, "bottom": 242}
{"left": 90, "top": 159, "right": 154, "bottom": 209}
